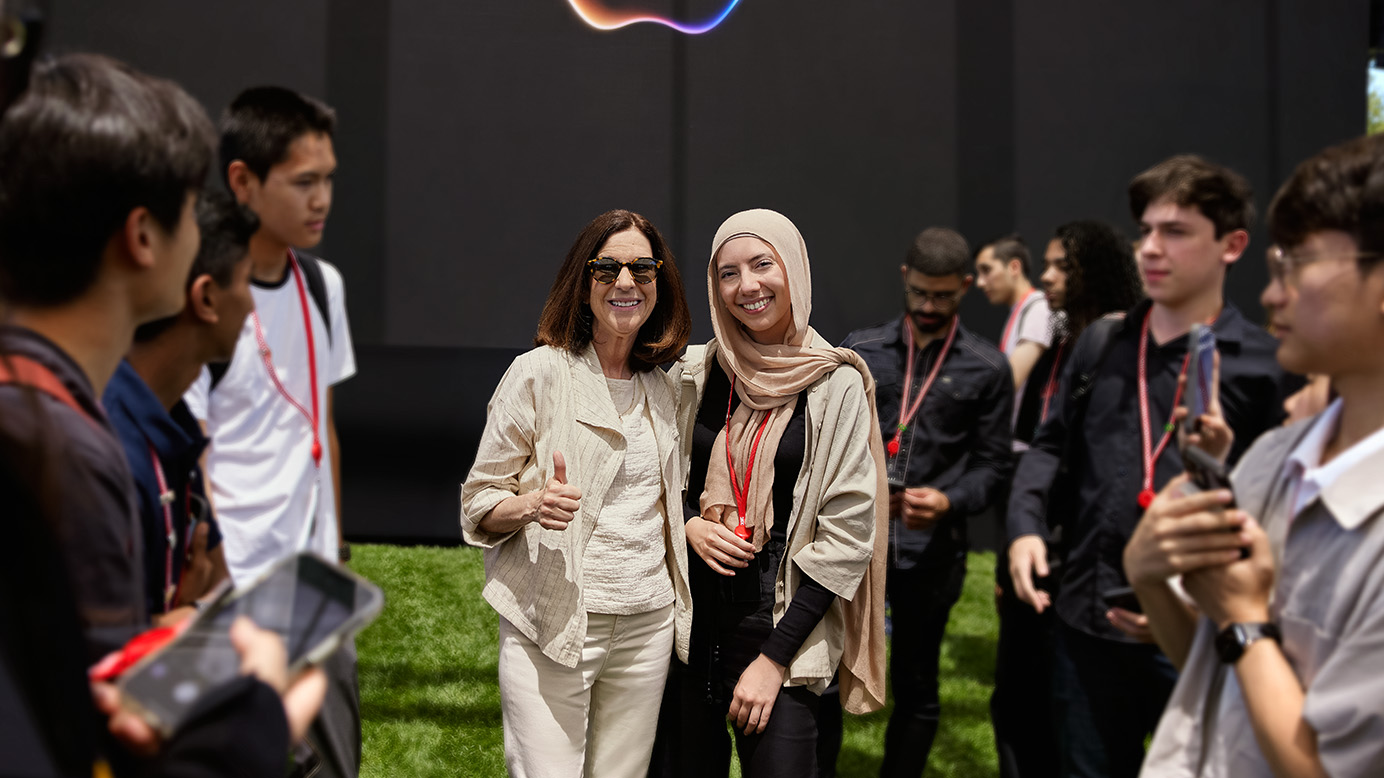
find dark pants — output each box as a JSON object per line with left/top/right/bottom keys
{"left": 990, "top": 586, "right": 1059, "bottom": 778}
{"left": 878, "top": 543, "right": 968, "bottom": 778}
{"left": 1051, "top": 620, "right": 1177, "bottom": 778}
{"left": 293, "top": 641, "right": 361, "bottom": 778}
{"left": 649, "top": 657, "right": 821, "bottom": 778}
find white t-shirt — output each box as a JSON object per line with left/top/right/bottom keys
{"left": 1003, "top": 291, "right": 1052, "bottom": 445}
{"left": 185, "top": 255, "right": 357, "bottom": 585}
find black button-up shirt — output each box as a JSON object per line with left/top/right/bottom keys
{"left": 0, "top": 326, "right": 145, "bottom": 661}
{"left": 843, "top": 316, "right": 1014, "bottom": 566}
{"left": 103, "top": 359, "right": 221, "bottom": 617}
{"left": 1007, "top": 300, "right": 1300, "bottom": 641}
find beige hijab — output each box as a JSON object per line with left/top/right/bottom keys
{"left": 698, "top": 208, "right": 889, "bottom": 715}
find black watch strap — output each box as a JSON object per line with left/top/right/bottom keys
{"left": 1215, "top": 622, "right": 1281, "bottom": 663}
{"left": 338, "top": 543, "right": 352, "bottom": 563}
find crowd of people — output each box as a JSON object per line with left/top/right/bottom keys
{"left": 4, "top": 32, "right": 1384, "bottom": 778}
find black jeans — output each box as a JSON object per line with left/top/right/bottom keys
{"left": 649, "top": 657, "right": 821, "bottom": 778}
{"left": 878, "top": 541, "right": 968, "bottom": 778}
{"left": 990, "top": 587, "right": 1059, "bottom": 778}
{"left": 1051, "top": 620, "right": 1177, "bottom": 778}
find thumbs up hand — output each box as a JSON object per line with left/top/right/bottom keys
{"left": 535, "top": 450, "right": 583, "bottom": 531}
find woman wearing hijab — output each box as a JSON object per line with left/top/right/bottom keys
{"left": 650, "top": 209, "right": 888, "bottom": 776}
{"left": 461, "top": 210, "right": 694, "bottom": 778}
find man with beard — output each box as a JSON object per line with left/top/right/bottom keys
{"left": 826, "top": 227, "right": 1014, "bottom": 777}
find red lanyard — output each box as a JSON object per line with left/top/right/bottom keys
{"left": 251, "top": 250, "right": 322, "bottom": 467}
{"left": 1136, "top": 309, "right": 1213, "bottom": 508}
{"left": 148, "top": 445, "right": 183, "bottom": 612}
{"left": 888, "top": 317, "right": 958, "bottom": 457}
{"left": 1001, "top": 289, "right": 1038, "bottom": 354}
{"left": 1040, "top": 339, "right": 1067, "bottom": 423}
{"left": 725, "top": 374, "right": 772, "bottom": 541}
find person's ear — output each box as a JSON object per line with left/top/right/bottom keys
{"left": 119, "top": 207, "right": 158, "bottom": 271}
{"left": 226, "top": 160, "right": 258, "bottom": 205}
{"left": 960, "top": 274, "right": 975, "bottom": 291}
{"left": 900, "top": 263, "right": 910, "bottom": 282}
{"left": 1221, "top": 229, "right": 1249, "bottom": 267}
{"left": 1009, "top": 259, "right": 1025, "bottom": 279}
{"left": 188, "top": 275, "right": 219, "bottom": 325}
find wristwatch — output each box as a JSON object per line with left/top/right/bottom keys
{"left": 1214, "top": 622, "right": 1281, "bottom": 663}
{"left": 338, "top": 543, "right": 352, "bottom": 563}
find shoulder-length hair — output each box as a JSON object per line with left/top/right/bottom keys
{"left": 535, "top": 209, "right": 691, "bottom": 372}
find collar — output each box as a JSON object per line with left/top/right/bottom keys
{"left": 102, "top": 360, "right": 204, "bottom": 462}
{"left": 1117, "top": 298, "right": 1247, "bottom": 347}
{"left": 1282, "top": 398, "right": 1384, "bottom": 530}
{"left": 0, "top": 324, "right": 109, "bottom": 424}
{"left": 883, "top": 314, "right": 969, "bottom": 350}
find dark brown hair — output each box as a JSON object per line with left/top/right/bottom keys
{"left": 1268, "top": 133, "right": 1384, "bottom": 267}
{"left": 1128, "top": 154, "right": 1255, "bottom": 238}
{"left": 535, "top": 210, "right": 691, "bottom": 371}
{"left": 905, "top": 227, "right": 971, "bottom": 277}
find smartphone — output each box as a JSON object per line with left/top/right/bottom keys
{"left": 1184, "top": 324, "right": 1217, "bottom": 426}
{"left": 1181, "top": 445, "right": 1248, "bottom": 559}
{"left": 1100, "top": 585, "right": 1143, "bottom": 614}
{"left": 118, "top": 552, "right": 384, "bottom": 736}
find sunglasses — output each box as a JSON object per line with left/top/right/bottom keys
{"left": 588, "top": 256, "right": 662, "bottom": 285}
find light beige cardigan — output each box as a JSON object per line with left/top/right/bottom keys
{"left": 674, "top": 339, "right": 878, "bottom": 695}
{"left": 460, "top": 345, "right": 692, "bottom": 668}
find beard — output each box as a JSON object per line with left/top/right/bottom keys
{"left": 909, "top": 310, "right": 950, "bottom": 334}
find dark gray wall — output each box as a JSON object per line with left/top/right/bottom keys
{"left": 45, "top": 0, "right": 1367, "bottom": 542}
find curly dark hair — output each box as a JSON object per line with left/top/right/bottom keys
{"left": 1050, "top": 220, "right": 1145, "bottom": 342}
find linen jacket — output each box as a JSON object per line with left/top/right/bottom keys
{"left": 674, "top": 338, "right": 878, "bottom": 695}
{"left": 1142, "top": 415, "right": 1384, "bottom": 777}
{"left": 460, "top": 345, "right": 691, "bottom": 668}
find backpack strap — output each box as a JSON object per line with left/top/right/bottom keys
{"left": 0, "top": 355, "right": 97, "bottom": 425}
{"left": 292, "top": 251, "right": 333, "bottom": 345}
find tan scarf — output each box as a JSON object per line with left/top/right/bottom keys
{"left": 697, "top": 208, "right": 888, "bottom": 715}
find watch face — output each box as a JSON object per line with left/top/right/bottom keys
{"left": 1215, "top": 623, "right": 1247, "bottom": 663}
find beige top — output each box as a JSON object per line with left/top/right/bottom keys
{"left": 674, "top": 339, "right": 879, "bottom": 699}
{"left": 581, "top": 376, "right": 676, "bottom": 615}
{"left": 460, "top": 345, "right": 691, "bottom": 668}
{"left": 1141, "top": 408, "right": 1384, "bottom": 777}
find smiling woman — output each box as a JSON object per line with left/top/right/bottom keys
{"left": 460, "top": 209, "right": 693, "bottom": 778}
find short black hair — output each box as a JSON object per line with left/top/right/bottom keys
{"left": 1052, "top": 220, "right": 1145, "bottom": 342}
{"left": 133, "top": 190, "right": 259, "bottom": 343}
{"left": 0, "top": 53, "right": 215, "bottom": 307}
{"left": 1269, "top": 133, "right": 1384, "bottom": 268}
{"left": 981, "top": 233, "right": 1031, "bottom": 275}
{"left": 1128, "top": 154, "right": 1255, "bottom": 238}
{"left": 905, "top": 227, "right": 971, "bottom": 277}
{"left": 220, "top": 86, "right": 336, "bottom": 186}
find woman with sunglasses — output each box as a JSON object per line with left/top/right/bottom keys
{"left": 650, "top": 209, "right": 888, "bottom": 776}
{"left": 462, "top": 209, "right": 693, "bottom": 777}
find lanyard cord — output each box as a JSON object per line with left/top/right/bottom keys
{"left": 1136, "top": 309, "right": 1201, "bottom": 508}
{"left": 1040, "top": 339, "right": 1067, "bottom": 423}
{"left": 888, "top": 317, "right": 958, "bottom": 457}
{"left": 1001, "top": 289, "right": 1038, "bottom": 353}
{"left": 251, "top": 250, "right": 322, "bottom": 467}
{"left": 725, "top": 374, "right": 773, "bottom": 541}
{"left": 148, "top": 444, "right": 186, "bottom": 612}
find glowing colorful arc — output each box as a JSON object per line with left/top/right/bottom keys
{"left": 565, "top": 0, "right": 743, "bottom": 34}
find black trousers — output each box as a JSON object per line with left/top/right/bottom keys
{"left": 878, "top": 542, "right": 968, "bottom": 778}
{"left": 649, "top": 657, "right": 821, "bottom": 778}
{"left": 990, "top": 587, "right": 1059, "bottom": 778}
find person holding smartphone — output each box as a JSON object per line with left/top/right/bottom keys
{"left": 1126, "top": 132, "right": 1384, "bottom": 777}
{"left": 461, "top": 210, "right": 693, "bottom": 778}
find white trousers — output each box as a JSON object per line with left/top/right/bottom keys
{"left": 498, "top": 605, "right": 675, "bottom": 778}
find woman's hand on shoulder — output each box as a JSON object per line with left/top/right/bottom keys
{"left": 534, "top": 451, "right": 582, "bottom": 531}
{"left": 685, "top": 515, "right": 754, "bottom": 575}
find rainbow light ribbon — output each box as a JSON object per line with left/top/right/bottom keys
{"left": 565, "top": 0, "right": 743, "bottom": 34}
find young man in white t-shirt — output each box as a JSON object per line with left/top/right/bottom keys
{"left": 976, "top": 234, "right": 1053, "bottom": 402}
{"left": 185, "top": 86, "right": 358, "bottom": 778}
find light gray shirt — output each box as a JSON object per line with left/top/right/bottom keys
{"left": 1142, "top": 405, "right": 1384, "bottom": 777}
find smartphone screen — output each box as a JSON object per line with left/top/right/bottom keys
{"left": 1185, "top": 324, "right": 1217, "bottom": 422}
{"left": 120, "top": 553, "right": 380, "bottom": 735}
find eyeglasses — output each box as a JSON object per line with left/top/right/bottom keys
{"left": 904, "top": 285, "right": 965, "bottom": 311}
{"left": 588, "top": 257, "right": 662, "bottom": 285}
{"left": 1266, "top": 245, "right": 1382, "bottom": 285}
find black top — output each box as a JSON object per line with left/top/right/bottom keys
{"left": 841, "top": 316, "right": 1014, "bottom": 564}
{"left": 0, "top": 326, "right": 145, "bottom": 661}
{"left": 684, "top": 362, "right": 835, "bottom": 682}
{"left": 1014, "top": 336, "right": 1070, "bottom": 446}
{"left": 103, "top": 360, "right": 222, "bottom": 617}
{"left": 1007, "top": 300, "right": 1301, "bottom": 641}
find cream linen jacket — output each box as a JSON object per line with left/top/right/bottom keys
{"left": 460, "top": 345, "right": 692, "bottom": 668}
{"left": 674, "top": 339, "right": 877, "bottom": 694}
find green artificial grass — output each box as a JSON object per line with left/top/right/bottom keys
{"left": 353, "top": 545, "right": 1000, "bottom": 777}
